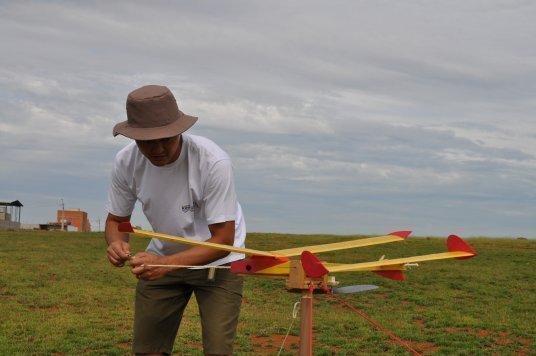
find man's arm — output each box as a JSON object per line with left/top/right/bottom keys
{"left": 130, "top": 220, "right": 235, "bottom": 280}
{"left": 105, "top": 213, "right": 132, "bottom": 267}
{"left": 172, "top": 220, "right": 235, "bottom": 265}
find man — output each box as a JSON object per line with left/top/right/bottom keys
{"left": 105, "top": 85, "right": 246, "bottom": 355}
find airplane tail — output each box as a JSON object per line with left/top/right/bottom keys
{"left": 301, "top": 251, "right": 329, "bottom": 278}
{"left": 447, "top": 234, "right": 478, "bottom": 259}
{"left": 389, "top": 230, "right": 412, "bottom": 239}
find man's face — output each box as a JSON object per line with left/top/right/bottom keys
{"left": 135, "top": 135, "right": 181, "bottom": 166}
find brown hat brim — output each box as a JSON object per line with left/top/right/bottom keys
{"left": 113, "top": 113, "right": 197, "bottom": 140}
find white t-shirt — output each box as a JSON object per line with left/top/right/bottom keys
{"left": 106, "top": 134, "right": 246, "bottom": 266}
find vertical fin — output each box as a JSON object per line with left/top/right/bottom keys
{"left": 447, "top": 235, "right": 477, "bottom": 259}
{"left": 389, "top": 231, "right": 412, "bottom": 239}
{"left": 301, "top": 251, "right": 329, "bottom": 278}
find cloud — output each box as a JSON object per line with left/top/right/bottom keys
{"left": 1, "top": 1, "right": 535, "bottom": 237}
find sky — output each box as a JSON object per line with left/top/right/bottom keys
{"left": 1, "top": 1, "right": 535, "bottom": 238}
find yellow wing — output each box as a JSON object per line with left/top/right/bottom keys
{"left": 270, "top": 231, "right": 411, "bottom": 257}
{"left": 120, "top": 224, "right": 281, "bottom": 257}
{"left": 300, "top": 235, "right": 477, "bottom": 280}
{"left": 326, "top": 251, "right": 474, "bottom": 273}
{"left": 118, "top": 223, "right": 410, "bottom": 257}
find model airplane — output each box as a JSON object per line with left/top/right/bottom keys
{"left": 118, "top": 222, "right": 478, "bottom": 354}
{"left": 118, "top": 223, "right": 477, "bottom": 284}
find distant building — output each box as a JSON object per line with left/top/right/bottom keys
{"left": 21, "top": 224, "right": 40, "bottom": 230}
{"left": 0, "top": 200, "right": 23, "bottom": 230}
{"left": 39, "top": 222, "right": 68, "bottom": 231}
{"left": 57, "top": 209, "right": 91, "bottom": 232}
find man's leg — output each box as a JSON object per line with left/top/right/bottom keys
{"left": 193, "top": 268, "right": 244, "bottom": 355}
{"left": 133, "top": 271, "right": 193, "bottom": 355}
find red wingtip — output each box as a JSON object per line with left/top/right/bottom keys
{"left": 373, "top": 270, "right": 406, "bottom": 281}
{"left": 118, "top": 222, "right": 134, "bottom": 233}
{"left": 447, "top": 235, "right": 477, "bottom": 259}
{"left": 301, "top": 251, "right": 329, "bottom": 278}
{"left": 389, "top": 230, "right": 412, "bottom": 239}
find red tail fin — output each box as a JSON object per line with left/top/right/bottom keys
{"left": 118, "top": 222, "right": 134, "bottom": 233}
{"left": 447, "top": 235, "right": 477, "bottom": 259}
{"left": 301, "top": 251, "right": 329, "bottom": 278}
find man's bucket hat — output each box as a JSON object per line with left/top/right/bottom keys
{"left": 113, "top": 85, "right": 197, "bottom": 140}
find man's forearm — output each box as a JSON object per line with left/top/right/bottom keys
{"left": 104, "top": 214, "right": 131, "bottom": 245}
{"left": 160, "top": 220, "right": 235, "bottom": 266}
{"left": 162, "top": 246, "right": 230, "bottom": 267}
{"left": 105, "top": 224, "right": 129, "bottom": 245}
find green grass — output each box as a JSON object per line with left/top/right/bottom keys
{"left": 0, "top": 231, "right": 534, "bottom": 355}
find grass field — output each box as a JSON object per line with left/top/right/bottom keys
{"left": 0, "top": 231, "right": 534, "bottom": 355}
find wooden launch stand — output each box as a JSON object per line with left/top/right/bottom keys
{"left": 285, "top": 260, "right": 338, "bottom": 356}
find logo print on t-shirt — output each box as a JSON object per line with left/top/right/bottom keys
{"left": 181, "top": 202, "right": 199, "bottom": 213}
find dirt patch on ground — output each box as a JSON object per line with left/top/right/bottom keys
{"left": 477, "top": 329, "right": 491, "bottom": 338}
{"left": 413, "top": 319, "right": 425, "bottom": 327}
{"left": 516, "top": 338, "right": 533, "bottom": 355}
{"left": 408, "top": 341, "right": 440, "bottom": 355}
{"left": 445, "top": 327, "right": 459, "bottom": 334}
{"left": 185, "top": 341, "right": 203, "bottom": 351}
{"left": 250, "top": 334, "right": 300, "bottom": 354}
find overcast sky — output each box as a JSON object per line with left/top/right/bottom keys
{"left": 1, "top": 1, "right": 534, "bottom": 238}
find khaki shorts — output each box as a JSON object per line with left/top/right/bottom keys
{"left": 133, "top": 267, "right": 244, "bottom": 355}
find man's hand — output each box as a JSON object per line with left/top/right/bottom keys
{"left": 104, "top": 213, "right": 132, "bottom": 267}
{"left": 107, "top": 240, "right": 131, "bottom": 267}
{"left": 129, "top": 252, "right": 174, "bottom": 281}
